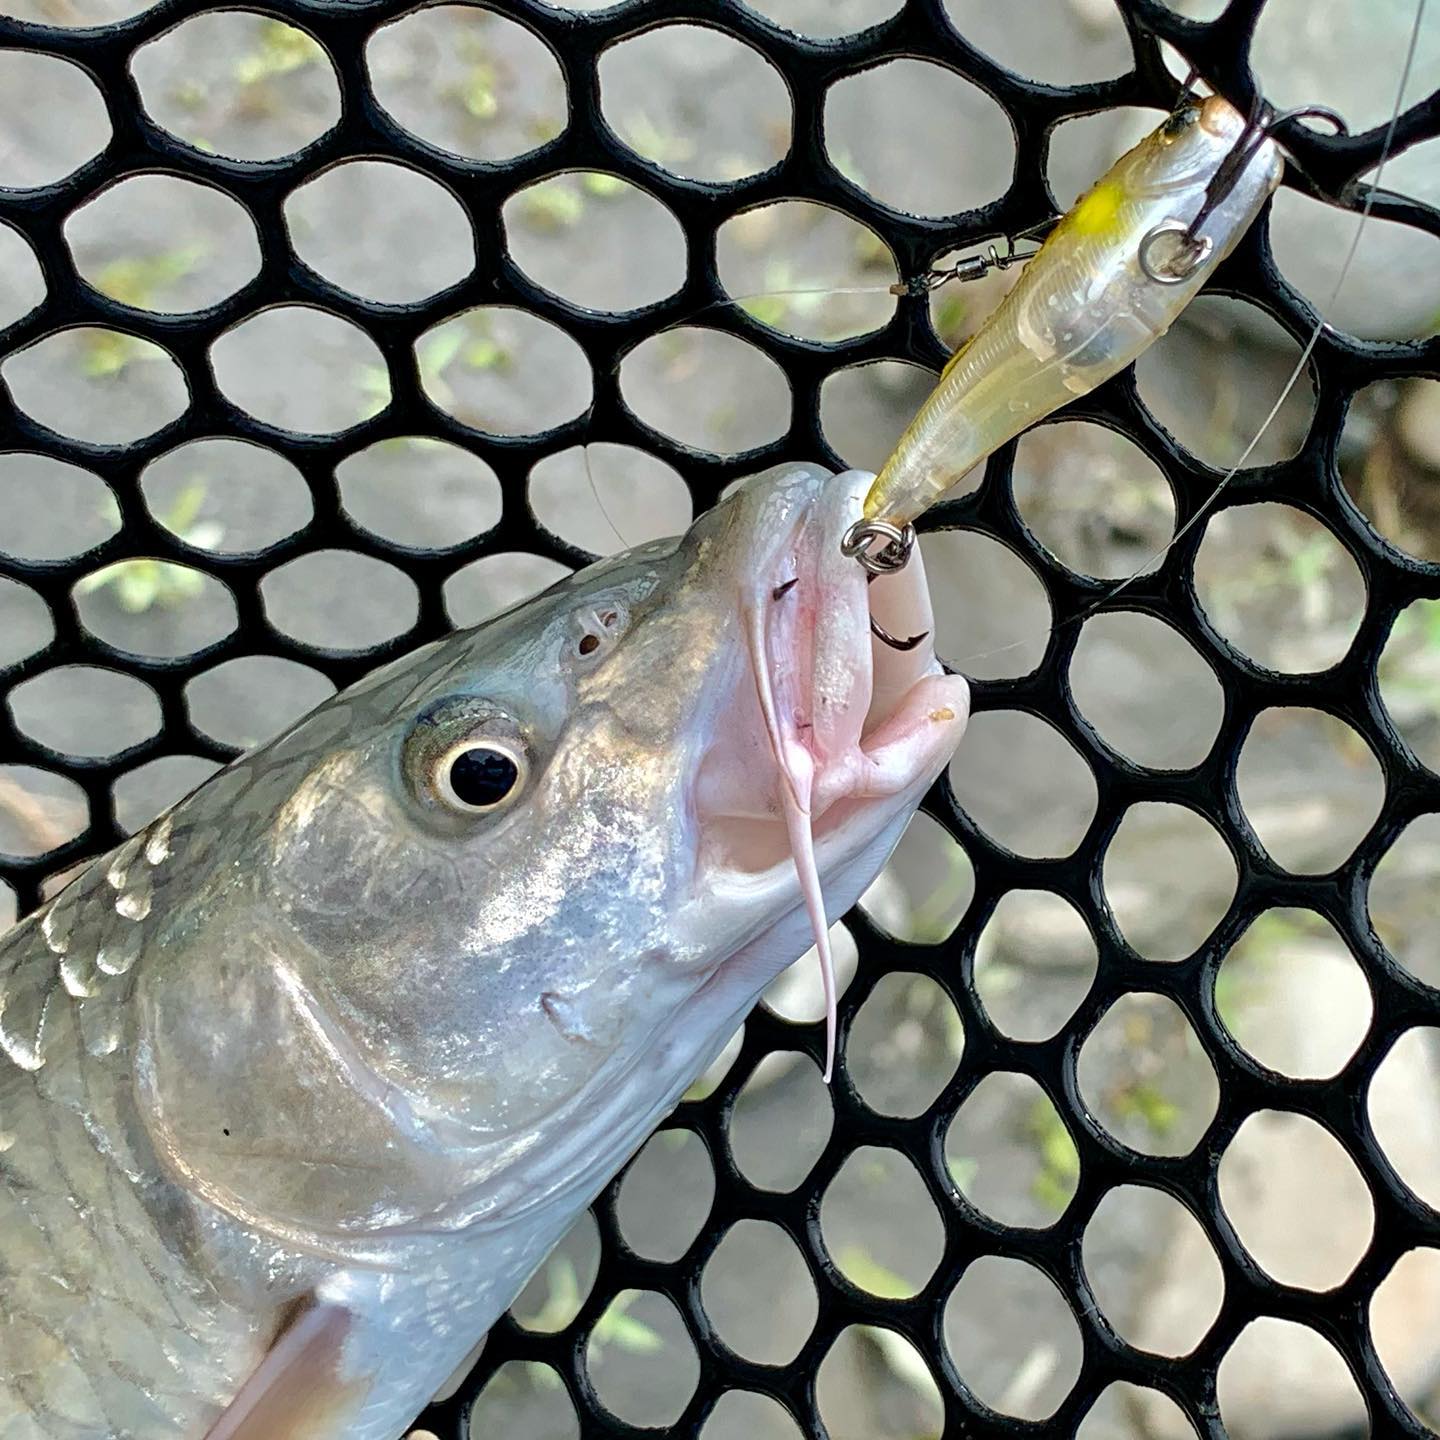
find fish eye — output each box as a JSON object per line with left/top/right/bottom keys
{"left": 435, "top": 741, "right": 526, "bottom": 813}
{"left": 403, "top": 698, "right": 531, "bottom": 823}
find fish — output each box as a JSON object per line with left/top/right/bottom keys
{"left": 0, "top": 465, "right": 970, "bottom": 1440}
{"left": 861, "top": 93, "right": 1285, "bottom": 531}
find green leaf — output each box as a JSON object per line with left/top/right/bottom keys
{"left": 1040, "top": 1122, "right": 1079, "bottom": 1181}
{"left": 162, "top": 481, "right": 207, "bottom": 537}
{"left": 838, "top": 1246, "right": 912, "bottom": 1300}
{"left": 460, "top": 63, "right": 500, "bottom": 120}
{"left": 947, "top": 1154, "right": 978, "bottom": 1190}
{"left": 520, "top": 178, "right": 585, "bottom": 232}
{"left": 1032, "top": 1169, "right": 1074, "bottom": 1213}
{"left": 171, "top": 80, "right": 207, "bottom": 113}
{"left": 80, "top": 332, "right": 143, "bottom": 378}
{"left": 741, "top": 294, "right": 789, "bottom": 329}
{"left": 234, "top": 19, "right": 325, "bottom": 86}
{"left": 1420, "top": 598, "right": 1440, "bottom": 646}
{"left": 907, "top": 853, "right": 973, "bottom": 943}
{"left": 1213, "top": 965, "right": 1248, "bottom": 1031}
{"left": 619, "top": 111, "right": 696, "bottom": 167}
{"left": 78, "top": 558, "right": 200, "bottom": 615}
{"left": 933, "top": 293, "right": 969, "bottom": 344}
{"left": 184, "top": 520, "right": 226, "bottom": 552}
{"left": 857, "top": 1326, "right": 941, "bottom": 1412}
{"left": 852, "top": 227, "right": 893, "bottom": 271}
{"left": 168, "top": 565, "right": 204, "bottom": 601}
{"left": 116, "top": 563, "right": 162, "bottom": 612}
{"left": 515, "top": 1256, "right": 580, "bottom": 1333}
{"left": 581, "top": 171, "right": 627, "bottom": 198}
{"left": 418, "top": 328, "right": 466, "bottom": 383}
{"left": 95, "top": 245, "right": 206, "bottom": 309}
{"left": 593, "top": 1294, "right": 665, "bottom": 1355}
{"left": 1023, "top": 1098, "right": 1079, "bottom": 1212}
{"left": 1116, "top": 1081, "right": 1180, "bottom": 1137}
{"left": 828, "top": 144, "right": 867, "bottom": 189}
{"left": 462, "top": 337, "right": 507, "bottom": 371}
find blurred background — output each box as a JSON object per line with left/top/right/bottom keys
{"left": 1, "top": 0, "right": 1438, "bottom": 1436}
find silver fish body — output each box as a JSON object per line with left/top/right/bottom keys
{"left": 0, "top": 466, "right": 969, "bottom": 1440}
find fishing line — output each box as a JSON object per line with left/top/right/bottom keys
{"left": 580, "top": 441, "right": 634, "bottom": 552}
{"left": 581, "top": 283, "right": 903, "bottom": 550}
{"left": 586, "top": 4, "right": 1425, "bottom": 676}
{"left": 1051, "top": 0, "right": 1428, "bottom": 630}
{"left": 693, "top": 282, "right": 907, "bottom": 312}
{"left": 940, "top": 0, "right": 1427, "bottom": 673}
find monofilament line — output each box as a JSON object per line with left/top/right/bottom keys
{"left": 949, "top": 0, "right": 1427, "bottom": 672}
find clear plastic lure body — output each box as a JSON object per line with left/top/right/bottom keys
{"left": 862, "top": 94, "right": 1285, "bottom": 529}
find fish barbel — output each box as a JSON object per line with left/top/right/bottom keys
{"left": 862, "top": 93, "right": 1285, "bottom": 530}
{"left": 0, "top": 466, "right": 969, "bottom": 1440}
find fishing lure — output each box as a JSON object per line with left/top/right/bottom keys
{"left": 847, "top": 92, "right": 1289, "bottom": 563}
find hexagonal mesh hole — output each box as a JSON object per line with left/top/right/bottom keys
{"left": 2, "top": 6, "right": 1438, "bottom": 1440}
{"left": 585, "top": 1289, "right": 699, "bottom": 1428}
{"left": 943, "top": 1256, "right": 1083, "bottom": 1421}
{"left": 616, "top": 1128, "right": 715, "bottom": 1263}
{"left": 1218, "top": 1110, "right": 1374, "bottom": 1291}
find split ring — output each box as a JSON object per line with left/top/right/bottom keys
{"left": 841, "top": 518, "right": 917, "bottom": 575}
{"left": 1138, "top": 221, "right": 1214, "bottom": 285}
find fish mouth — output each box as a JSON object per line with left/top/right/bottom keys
{"left": 692, "top": 468, "right": 970, "bottom": 1076}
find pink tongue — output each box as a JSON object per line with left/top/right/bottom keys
{"left": 743, "top": 597, "right": 839, "bottom": 1083}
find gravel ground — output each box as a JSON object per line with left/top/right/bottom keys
{"left": 1, "top": 2, "right": 1439, "bottom": 1437}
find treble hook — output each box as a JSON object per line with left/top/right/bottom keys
{"left": 1264, "top": 102, "right": 1351, "bottom": 148}
{"left": 838, "top": 520, "right": 930, "bottom": 648}
{"left": 1139, "top": 95, "right": 1350, "bottom": 285}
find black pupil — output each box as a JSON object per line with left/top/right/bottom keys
{"left": 1164, "top": 104, "right": 1198, "bottom": 137}
{"left": 448, "top": 747, "right": 519, "bottom": 808}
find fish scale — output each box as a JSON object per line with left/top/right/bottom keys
{"left": 1, "top": 823, "right": 259, "bottom": 1439}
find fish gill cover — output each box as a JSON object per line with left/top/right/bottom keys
{"left": 0, "top": 0, "right": 1438, "bottom": 1436}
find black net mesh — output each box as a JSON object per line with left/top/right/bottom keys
{"left": 2, "top": 0, "right": 1439, "bottom": 1436}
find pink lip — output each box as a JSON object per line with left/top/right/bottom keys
{"left": 696, "top": 471, "right": 963, "bottom": 844}
{"left": 693, "top": 471, "right": 970, "bottom": 1078}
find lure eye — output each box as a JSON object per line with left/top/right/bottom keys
{"left": 1161, "top": 103, "right": 1201, "bottom": 141}
{"left": 435, "top": 741, "right": 525, "bottom": 813}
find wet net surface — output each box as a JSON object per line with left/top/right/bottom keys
{"left": 1, "top": 0, "right": 1439, "bottom": 1436}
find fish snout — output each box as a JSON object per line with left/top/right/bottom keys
{"left": 693, "top": 465, "right": 967, "bottom": 872}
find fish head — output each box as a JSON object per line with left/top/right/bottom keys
{"left": 272, "top": 464, "right": 967, "bottom": 1119}
{"left": 140, "top": 466, "right": 967, "bottom": 1242}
